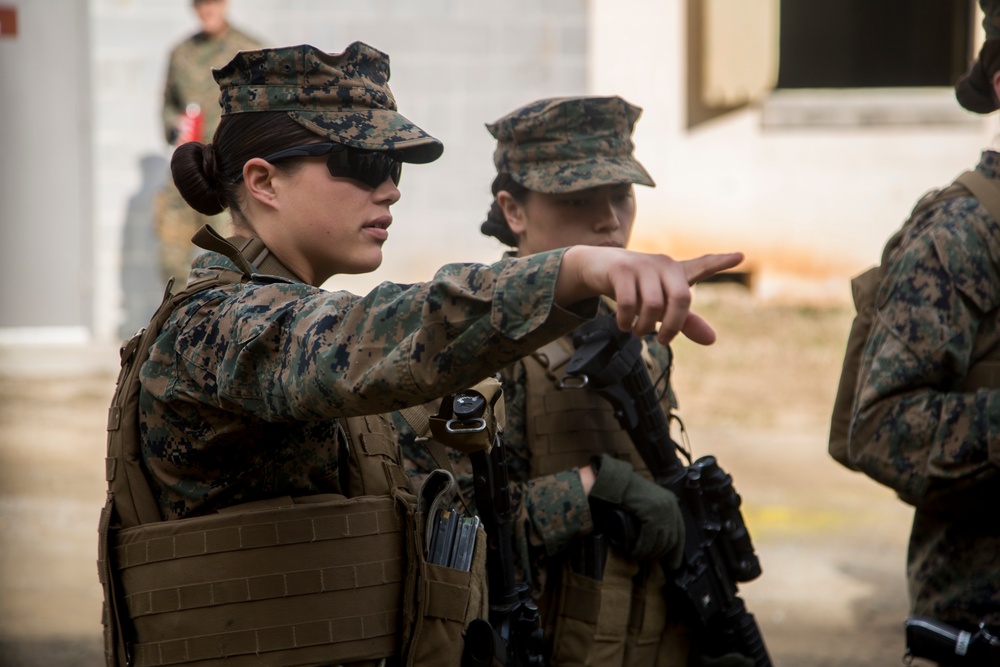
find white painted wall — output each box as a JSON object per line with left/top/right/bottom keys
{"left": 0, "top": 0, "right": 91, "bottom": 339}
{"left": 589, "top": 0, "right": 996, "bottom": 303}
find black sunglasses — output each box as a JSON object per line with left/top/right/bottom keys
{"left": 233, "top": 142, "right": 402, "bottom": 189}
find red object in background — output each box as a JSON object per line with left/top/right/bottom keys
{"left": 176, "top": 104, "right": 203, "bottom": 145}
{"left": 0, "top": 6, "right": 17, "bottom": 37}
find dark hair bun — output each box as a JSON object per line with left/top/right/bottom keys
{"left": 480, "top": 202, "right": 518, "bottom": 247}
{"left": 170, "top": 142, "right": 226, "bottom": 216}
{"left": 480, "top": 173, "right": 526, "bottom": 248}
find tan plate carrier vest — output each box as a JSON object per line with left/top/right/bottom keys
{"left": 523, "top": 336, "right": 688, "bottom": 667}
{"left": 98, "top": 226, "right": 487, "bottom": 667}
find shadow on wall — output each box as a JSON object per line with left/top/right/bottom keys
{"left": 120, "top": 154, "right": 169, "bottom": 341}
{"left": 0, "top": 636, "right": 103, "bottom": 667}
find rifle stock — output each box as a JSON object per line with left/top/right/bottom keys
{"left": 563, "top": 315, "right": 772, "bottom": 667}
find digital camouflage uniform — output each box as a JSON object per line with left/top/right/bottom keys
{"left": 141, "top": 247, "right": 595, "bottom": 519}
{"left": 400, "top": 97, "right": 697, "bottom": 666}
{"left": 850, "top": 151, "right": 1000, "bottom": 632}
{"left": 108, "top": 42, "right": 613, "bottom": 667}
{"left": 156, "top": 20, "right": 262, "bottom": 287}
{"left": 140, "top": 44, "right": 596, "bottom": 519}
{"left": 848, "top": 1, "right": 1000, "bottom": 635}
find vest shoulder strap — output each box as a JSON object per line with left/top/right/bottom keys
{"left": 191, "top": 224, "right": 303, "bottom": 282}
{"left": 955, "top": 170, "right": 1000, "bottom": 223}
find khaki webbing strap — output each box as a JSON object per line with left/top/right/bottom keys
{"left": 190, "top": 225, "right": 304, "bottom": 282}
{"left": 191, "top": 225, "right": 254, "bottom": 276}
{"left": 532, "top": 339, "right": 574, "bottom": 374}
{"left": 385, "top": 459, "right": 414, "bottom": 493}
{"left": 131, "top": 610, "right": 399, "bottom": 667}
{"left": 398, "top": 405, "right": 454, "bottom": 472}
{"left": 399, "top": 404, "right": 472, "bottom": 514}
{"left": 955, "top": 170, "right": 1000, "bottom": 223}
{"left": 398, "top": 405, "right": 432, "bottom": 439}
{"left": 126, "top": 557, "right": 404, "bottom": 616}
{"left": 429, "top": 378, "right": 505, "bottom": 454}
{"left": 423, "top": 440, "right": 458, "bottom": 477}
{"left": 235, "top": 236, "right": 303, "bottom": 282}
{"left": 112, "top": 504, "right": 400, "bottom": 569}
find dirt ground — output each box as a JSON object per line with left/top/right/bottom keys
{"left": 0, "top": 286, "right": 926, "bottom": 666}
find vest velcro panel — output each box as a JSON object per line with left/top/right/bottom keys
{"left": 113, "top": 495, "right": 403, "bottom": 667}
{"left": 524, "top": 339, "right": 650, "bottom": 477}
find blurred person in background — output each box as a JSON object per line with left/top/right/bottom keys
{"left": 156, "top": 0, "right": 262, "bottom": 287}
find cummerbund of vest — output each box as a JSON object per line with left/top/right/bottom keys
{"left": 112, "top": 494, "right": 404, "bottom": 667}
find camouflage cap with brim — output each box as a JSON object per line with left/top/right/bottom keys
{"left": 213, "top": 42, "right": 443, "bottom": 164}
{"left": 486, "top": 96, "right": 654, "bottom": 194}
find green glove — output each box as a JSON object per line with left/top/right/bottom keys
{"left": 588, "top": 454, "right": 685, "bottom": 566}
{"left": 693, "top": 653, "right": 755, "bottom": 667}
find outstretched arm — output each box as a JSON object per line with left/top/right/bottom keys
{"left": 556, "top": 247, "right": 744, "bottom": 345}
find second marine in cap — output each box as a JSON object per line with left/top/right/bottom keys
{"left": 404, "top": 95, "right": 755, "bottom": 667}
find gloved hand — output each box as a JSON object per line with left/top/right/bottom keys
{"left": 588, "top": 454, "right": 685, "bottom": 566}
{"left": 693, "top": 652, "right": 755, "bottom": 667}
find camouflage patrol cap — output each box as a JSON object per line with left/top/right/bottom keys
{"left": 213, "top": 42, "right": 443, "bottom": 163}
{"left": 486, "top": 96, "right": 654, "bottom": 194}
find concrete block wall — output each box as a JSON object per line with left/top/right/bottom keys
{"left": 91, "top": 0, "right": 588, "bottom": 342}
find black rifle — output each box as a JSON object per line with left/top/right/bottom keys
{"left": 905, "top": 615, "right": 1000, "bottom": 666}
{"left": 562, "top": 314, "right": 771, "bottom": 667}
{"left": 438, "top": 387, "right": 544, "bottom": 667}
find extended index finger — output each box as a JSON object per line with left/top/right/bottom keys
{"left": 682, "top": 252, "right": 745, "bottom": 286}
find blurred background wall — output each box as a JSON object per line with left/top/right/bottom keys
{"left": 0, "top": 0, "right": 993, "bottom": 348}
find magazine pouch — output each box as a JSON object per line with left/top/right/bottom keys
{"left": 398, "top": 469, "right": 489, "bottom": 667}
{"left": 548, "top": 547, "right": 636, "bottom": 666}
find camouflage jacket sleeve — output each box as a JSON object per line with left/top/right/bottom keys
{"left": 165, "top": 249, "right": 597, "bottom": 421}
{"left": 850, "top": 193, "right": 1000, "bottom": 508}
{"left": 501, "top": 360, "right": 594, "bottom": 562}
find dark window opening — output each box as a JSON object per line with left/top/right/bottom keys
{"left": 776, "top": 0, "right": 973, "bottom": 89}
